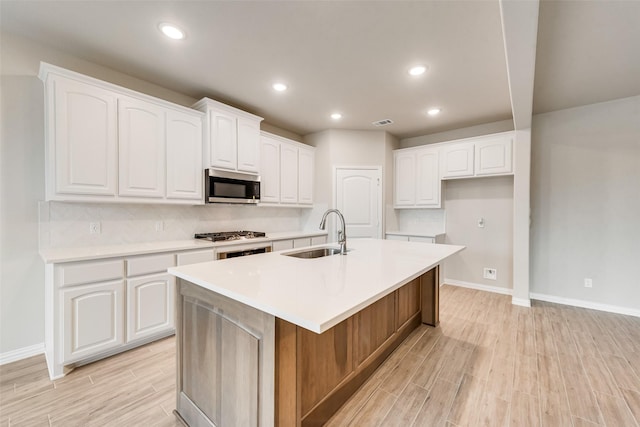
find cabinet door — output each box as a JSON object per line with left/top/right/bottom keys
{"left": 280, "top": 143, "right": 299, "bottom": 204}
{"left": 118, "top": 97, "right": 165, "bottom": 198}
{"left": 167, "top": 110, "right": 203, "bottom": 200}
{"left": 260, "top": 136, "right": 280, "bottom": 203}
{"left": 209, "top": 109, "right": 237, "bottom": 170}
{"left": 176, "top": 249, "right": 215, "bottom": 266}
{"left": 408, "top": 236, "right": 435, "bottom": 243}
{"left": 62, "top": 280, "right": 124, "bottom": 362}
{"left": 293, "top": 238, "right": 311, "bottom": 249}
{"left": 298, "top": 147, "right": 314, "bottom": 205}
{"left": 394, "top": 151, "right": 416, "bottom": 206}
{"left": 415, "top": 148, "right": 440, "bottom": 207}
{"left": 237, "top": 118, "right": 261, "bottom": 173}
{"left": 441, "top": 142, "right": 474, "bottom": 179}
{"left": 52, "top": 76, "right": 118, "bottom": 196}
{"left": 475, "top": 135, "right": 513, "bottom": 176}
{"left": 126, "top": 272, "right": 175, "bottom": 342}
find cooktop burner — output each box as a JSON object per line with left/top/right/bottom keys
{"left": 195, "top": 231, "right": 267, "bottom": 242}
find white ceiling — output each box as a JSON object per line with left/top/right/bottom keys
{"left": 1, "top": 1, "right": 639, "bottom": 138}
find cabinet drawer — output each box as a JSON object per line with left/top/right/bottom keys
{"left": 408, "top": 236, "right": 435, "bottom": 243}
{"left": 385, "top": 234, "right": 409, "bottom": 242}
{"left": 272, "top": 240, "right": 294, "bottom": 251}
{"left": 127, "top": 253, "right": 175, "bottom": 277}
{"left": 176, "top": 249, "right": 215, "bottom": 266}
{"left": 293, "top": 238, "right": 311, "bottom": 249}
{"left": 57, "top": 259, "right": 124, "bottom": 287}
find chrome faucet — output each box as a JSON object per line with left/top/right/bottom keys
{"left": 319, "top": 209, "right": 347, "bottom": 255}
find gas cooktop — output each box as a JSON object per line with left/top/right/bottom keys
{"left": 194, "top": 231, "right": 267, "bottom": 242}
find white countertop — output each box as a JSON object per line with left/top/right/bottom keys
{"left": 168, "top": 238, "right": 464, "bottom": 334}
{"left": 39, "top": 230, "right": 328, "bottom": 263}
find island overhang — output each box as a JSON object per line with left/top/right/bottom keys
{"left": 168, "top": 238, "right": 465, "bottom": 334}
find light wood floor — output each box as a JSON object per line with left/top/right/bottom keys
{"left": 1, "top": 285, "right": 640, "bottom": 426}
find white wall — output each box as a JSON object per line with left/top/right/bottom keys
{"left": 401, "top": 119, "right": 514, "bottom": 148}
{"left": 303, "top": 129, "right": 398, "bottom": 238}
{"left": 530, "top": 95, "right": 640, "bottom": 311}
{"left": 1, "top": 75, "right": 46, "bottom": 355}
{"left": 0, "top": 32, "right": 304, "bottom": 356}
{"left": 443, "top": 176, "right": 514, "bottom": 290}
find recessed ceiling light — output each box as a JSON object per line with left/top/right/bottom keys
{"left": 408, "top": 65, "right": 427, "bottom": 76}
{"left": 331, "top": 113, "right": 342, "bottom": 120}
{"left": 272, "top": 83, "right": 288, "bottom": 92}
{"left": 427, "top": 108, "right": 441, "bottom": 116}
{"left": 159, "top": 23, "right": 185, "bottom": 40}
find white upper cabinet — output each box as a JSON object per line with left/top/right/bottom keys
{"left": 440, "top": 142, "right": 474, "bottom": 179}
{"left": 260, "top": 132, "right": 314, "bottom": 207}
{"left": 415, "top": 149, "right": 440, "bottom": 206}
{"left": 49, "top": 74, "right": 118, "bottom": 198}
{"left": 441, "top": 133, "right": 513, "bottom": 179}
{"left": 394, "top": 151, "right": 416, "bottom": 206}
{"left": 118, "top": 97, "right": 165, "bottom": 198}
{"left": 193, "top": 98, "right": 263, "bottom": 174}
{"left": 280, "top": 142, "right": 299, "bottom": 204}
{"left": 260, "top": 135, "right": 281, "bottom": 203}
{"left": 237, "top": 118, "right": 261, "bottom": 173}
{"left": 392, "top": 131, "right": 514, "bottom": 209}
{"left": 166, "top": 110, "right": 203, "bottom": 200}
{"left": 394, "top": 147, "right": 439, "bottom": 208}
{"left": 39, "top": 63, "right": 205, "bottom": 205}
{"left": 298, "top": 146, "right": 314, "bottom": 205}
{"left": 474, "top": 134, "right": 513, "bottom": 176}
{"left": 208, "top": 109, "right": 237, "bottom": 170}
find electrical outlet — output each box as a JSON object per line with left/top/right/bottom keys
{"left": 584, "top": 278, "right": 593, "bottom": 288}
{"left": 155, "top": 221, "right": 164, "bottom": 232}
{"left": 483, "top": 267, "right": 497, "bottom": 280}
{"left": 89, "top": 222, "right": 101, "bottom": 234}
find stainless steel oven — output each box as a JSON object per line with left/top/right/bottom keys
{"left": 216, "top": 241, "right": 272, "bottom": 259}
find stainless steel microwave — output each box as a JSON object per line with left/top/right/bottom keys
{"left": 205, "top": 169, "right": 260, "bottom": 204}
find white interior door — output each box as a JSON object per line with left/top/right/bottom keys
{"left": 335, "top": 168, "right": 382, "bottom": 239}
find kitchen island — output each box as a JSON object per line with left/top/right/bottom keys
{"left": 168, "top": 238, "right": 464, "bottom": 427}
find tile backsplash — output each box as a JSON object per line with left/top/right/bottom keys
{"left": 395, "top": 208, "right": 446, "bottom": 234}
{"left": 39, "top": 201, "right": 307, "bottom": 249}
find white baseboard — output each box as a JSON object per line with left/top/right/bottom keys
{"left": 444, "top": 278, "right": 513, "bottom": 296}
{"left": 530, "top": 293, "right": 640, "bottom": 318}
{"left": 511, "top": 297, "right": 532, "bottom": 308}
{"left": 0, "top": 342, "right": 45, "bottom": 365}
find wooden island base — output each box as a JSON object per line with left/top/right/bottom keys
{"left": 276, "top": 267, "right": 437, "bottom": 426}
{"left": 176, "top": 267, "right": 438, "bottom": 427}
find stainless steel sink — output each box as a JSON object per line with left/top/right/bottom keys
{"left": 283, "top": 247, "right": 343, "bottom": 259}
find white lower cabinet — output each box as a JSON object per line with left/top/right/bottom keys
{"left": 62, "top": 280, "right": 124, "bottom": 363}
{"left": 46, "top": 247, "right": 215, "bottom": 379}
{"left": 272, "top": 239, "right": 294, "bottom": 251}
{"left": 271, "top": 235, "right": 327, "bottom": 252}
{"left": 385, "top": 234, "right": 435, "bottom": 243}
{"left": 126, "top": 273, "right": 175, "bottom": 342}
